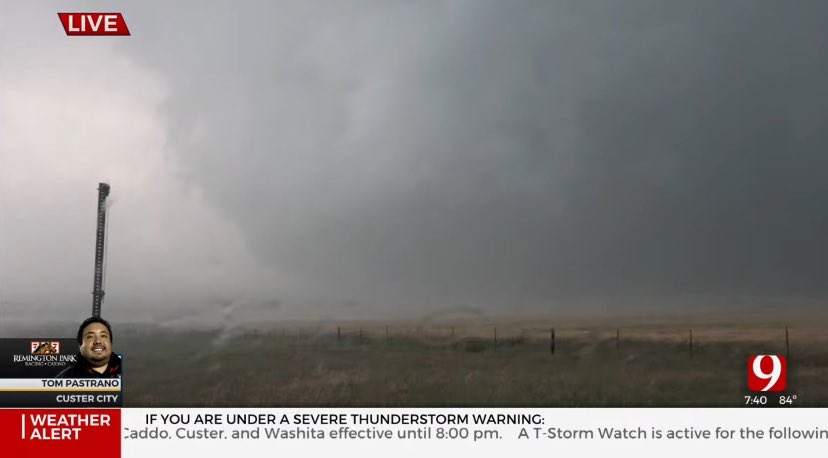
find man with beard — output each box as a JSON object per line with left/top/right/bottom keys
{"left": 56, "top": 317, "right": 121, "bottom": 378}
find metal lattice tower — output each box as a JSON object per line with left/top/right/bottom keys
{"left": 92, "top": 183, "right": 110, "bottom": 318}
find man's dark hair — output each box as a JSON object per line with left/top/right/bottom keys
{"left": 76, "top": 317, "right": 113, "bottom": 344}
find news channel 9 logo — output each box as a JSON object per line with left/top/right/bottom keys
{"left": 748, "top": 355, "right": 787, "bottom": 392}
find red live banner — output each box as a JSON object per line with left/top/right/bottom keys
{"left": 57, "top": 13, "right": 130, "bottom": 36}
{"left": 0, "top": 409, "right": 120, "bottom": 457}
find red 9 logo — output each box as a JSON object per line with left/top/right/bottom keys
{"left": 748, "top": 355, "right": 787, "bottom": 392}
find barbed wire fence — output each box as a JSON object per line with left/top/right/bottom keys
{"left": 260, "top": 322, "right": 809, "bottom": 360}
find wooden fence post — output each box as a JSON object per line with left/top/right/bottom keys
{"left": 689, "top": 329, "right": 693, "bottom": 359}
{"left": 337, "top": 326, "right": 341, "bottom": 342}
{"left": 550, "top": 328, "right": 556, "bottom": 354}
{"left": 616, "top": 328, "right": 620, "bottom": 351}
{"left": 785, "top": 326, "right": 790, "bottom": 360}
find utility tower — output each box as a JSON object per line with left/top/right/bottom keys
{"left": 91, "top": 183, "right": 110, "bottom": 318}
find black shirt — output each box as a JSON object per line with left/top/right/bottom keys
{"left": 55, "top": 353, "right": 122, "bottom": 378}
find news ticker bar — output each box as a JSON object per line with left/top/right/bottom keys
{"left": 2, "top": 407, "right": 827, "bottom": 458}
{"left": 0, "top": 379, "right": 121, "bottom": 391}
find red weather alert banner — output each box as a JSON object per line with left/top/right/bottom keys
{"left": 57, "top": 13, "right": 130, "bottom": 36}
{"left": 0, "top": 409, "right": 120, "bottom": 457}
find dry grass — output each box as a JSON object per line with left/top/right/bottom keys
{"left": 119, "top": 316, "right": 828, "bottom": 407}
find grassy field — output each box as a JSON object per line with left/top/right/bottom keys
{"left": 115, "top": 315, "right": 828, "bottom": 407}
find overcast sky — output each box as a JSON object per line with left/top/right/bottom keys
{"left": 2, "top": 1, "right": 827, "bottom": 324}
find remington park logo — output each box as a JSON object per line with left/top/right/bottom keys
{"left": 31, "top": 341, "right": 60, "bottom": 355}
{"left": 11, "top": 342, "right": 76, "bottom": 366}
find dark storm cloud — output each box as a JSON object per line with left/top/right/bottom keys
{"left": 119, "top": 0, "right": 828, "bottom": 313}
